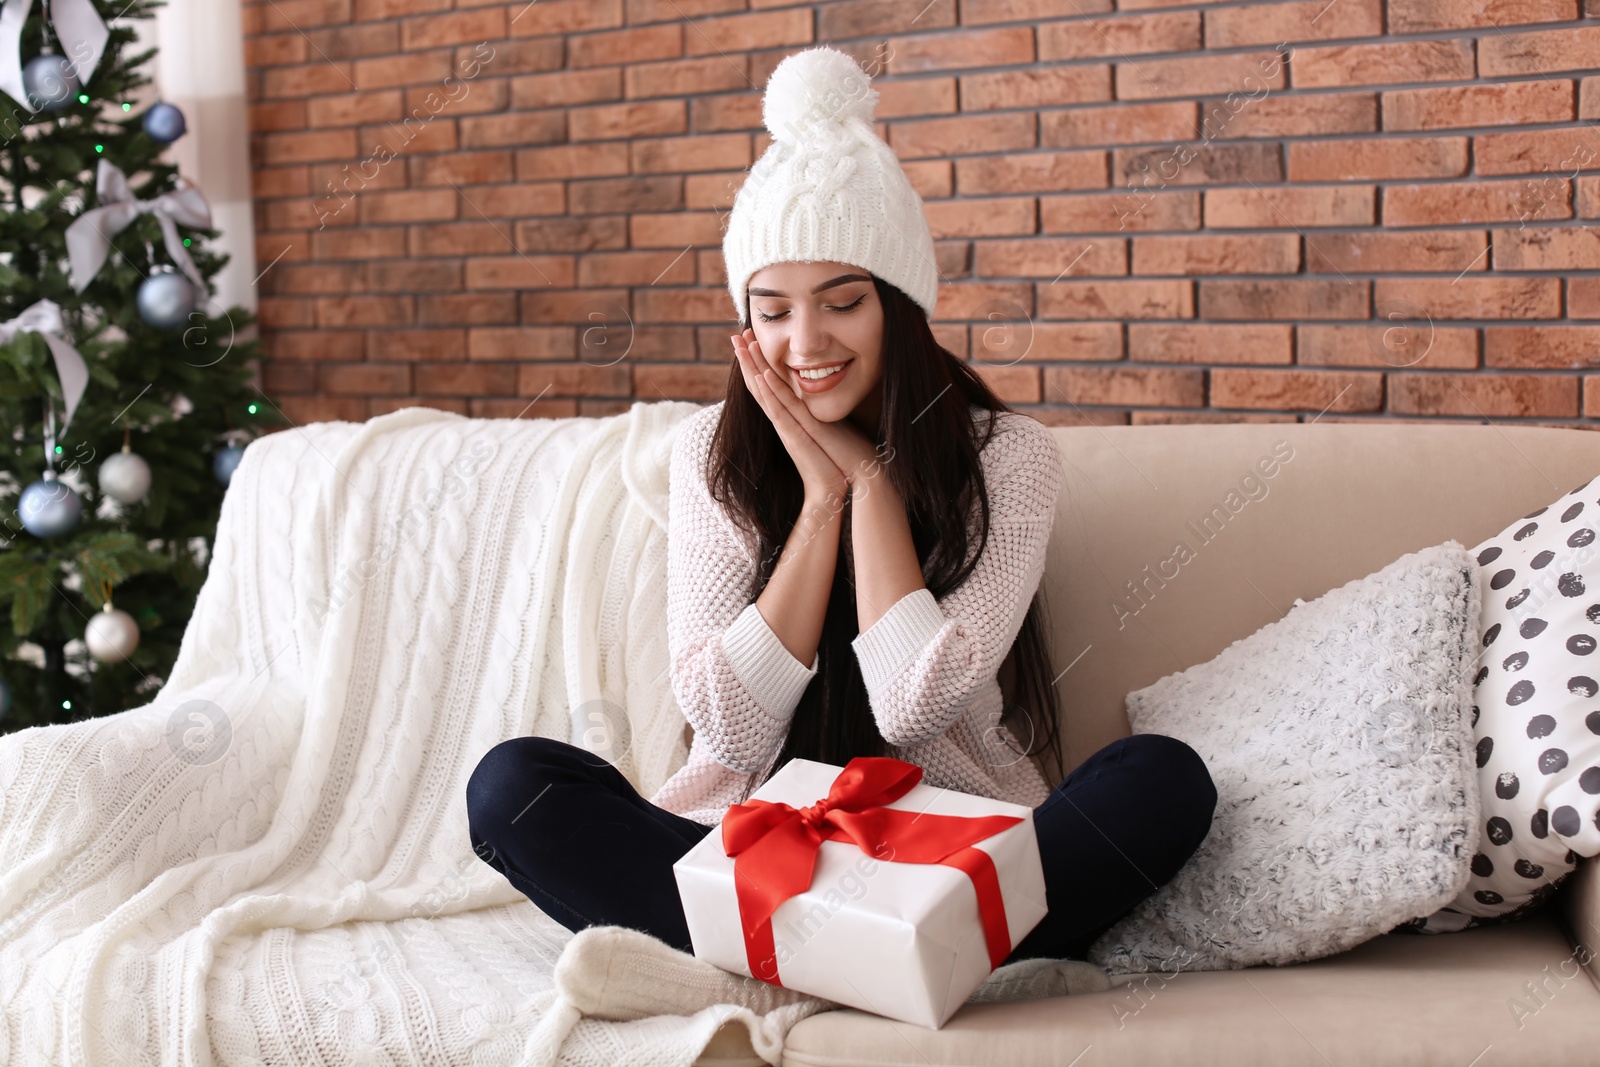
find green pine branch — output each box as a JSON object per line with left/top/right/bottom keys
{"left": 0, "top": 0, "right": 292, "bottom": 729}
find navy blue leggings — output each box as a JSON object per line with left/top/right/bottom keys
{"left": 466, "top": 732, "right": 1216, "bottom": 963}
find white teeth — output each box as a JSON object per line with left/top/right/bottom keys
{"left": 798, "top": 364, "right": 846, "bottom": 380}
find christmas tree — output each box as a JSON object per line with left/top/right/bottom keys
{"left": 0, "top": 0, "right": 289, "bottom": 731}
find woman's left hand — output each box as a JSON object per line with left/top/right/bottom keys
{"left": 740, "top": 329, "right": 889, "bottom": 488}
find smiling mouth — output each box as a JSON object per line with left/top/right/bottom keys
{"left": 794, "top": 359, "right": 852, "bottom": 380}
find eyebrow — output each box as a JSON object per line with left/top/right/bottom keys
{"left": 747, "top": 273, "right": 872, "bottom": 298}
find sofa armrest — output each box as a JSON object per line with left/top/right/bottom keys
{"left": 1556, "top": 858, "right": 1600, "bottom": 991}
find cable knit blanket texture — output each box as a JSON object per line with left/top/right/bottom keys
{"left": 0, "top": 401, "right": 791, "bottom": 1066}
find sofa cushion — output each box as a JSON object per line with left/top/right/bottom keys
{"left": 1410, "top": 475, "right": 1600, "bottom": 933}
{"left": 1085, "top": 541, "right": 1482, "bottom": 972}
{"left": 776, "top": 913, "right": 1598, "bottom": 1066}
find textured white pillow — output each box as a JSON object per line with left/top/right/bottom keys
{"left": 1404, "top": 475, "right": 1599, "bottom": 935}
{"left": 1087, "top": 542, "right": 1481, "bottom": 973}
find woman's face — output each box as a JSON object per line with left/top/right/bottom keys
{"left": 745, "top": 260, "right": 884, "bottom": 427}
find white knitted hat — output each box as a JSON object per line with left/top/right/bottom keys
{"left": 722, "top": 46, "right": 939, "bottom": 323}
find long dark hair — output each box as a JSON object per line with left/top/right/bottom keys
{"left": 700, "top": 274, "right": 1065, "bottom": 798}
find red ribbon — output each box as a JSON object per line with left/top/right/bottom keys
{"left": 720, "top": 756, "right": 1025, "bottom": 986}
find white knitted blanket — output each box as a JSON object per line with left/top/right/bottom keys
{"left": 0, "top": 401, "right": 808, "bottom": 1066}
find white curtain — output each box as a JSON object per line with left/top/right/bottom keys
{"left": 130, "top": 0, "right": 256, "bottom": 315}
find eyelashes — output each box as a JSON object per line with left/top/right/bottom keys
{"left": 755, "top": 294, "right": 867, "bottom": 323}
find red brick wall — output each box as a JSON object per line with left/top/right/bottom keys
{"left": 242, "top": 0, "right": 1600, "bottom": 428}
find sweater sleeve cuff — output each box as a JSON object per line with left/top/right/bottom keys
{"left": 722, "top": 601, "right": 819, "bottom": 719}
{"left": 851, "top": 587, "right": 948, "bottom": 697}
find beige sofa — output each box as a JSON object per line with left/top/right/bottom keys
{"left": 695, "top": 418, "right": 1600, "bottom": 1066}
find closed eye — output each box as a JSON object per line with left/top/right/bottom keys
{"left": 756, "top": 294, "right": 867, "bottom": 323}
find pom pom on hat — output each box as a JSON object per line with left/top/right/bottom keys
{"left": 762, "top": 46, "right": 879, "bottom": 144}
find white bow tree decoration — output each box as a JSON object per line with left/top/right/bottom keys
{"left": 0, "top": 298, "right": 88, "bottom": 437}
{"left": 0, "top": 0, "right": 109, "bottom": 112}
{"left": 64, "top": 157, "right": 213, "bottom": 298}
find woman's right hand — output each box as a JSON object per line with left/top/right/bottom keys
{"left": 732, "top": 329, "right": 850, "bottom": 506}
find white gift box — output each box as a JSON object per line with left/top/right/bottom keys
{"left": 672, "top": 757, "right": 1048, "bottom": 1029}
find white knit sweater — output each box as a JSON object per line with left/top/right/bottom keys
{"left": 650, "top": 401, "right": 1063, "bottom": 826}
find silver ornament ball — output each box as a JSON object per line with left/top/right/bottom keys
{"left": 213, "top": 444, "right": 245, "bottom": 487}
{"left": 22, "top": 54, "right": 78, "bottom": 112}
{"left": 142, "top": 101, "right": 187, "bottom": 143}
{"left": 86, "top": 605, "right": 141, "bottom": 663}
{"left": 137, "top": 271, "right": 197, "bottom": 330}
{"left": 0, "top": 675, "right": 10, "bottom": 718}
{"left": 19, "top": 478, "right": 82, "bottom": 538}
{"left": 99, "top": 450, "right": 153, "bottom": 505}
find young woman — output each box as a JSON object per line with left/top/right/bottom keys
{"left": 465, "top": 45, "right": 1217, "bottom": 971}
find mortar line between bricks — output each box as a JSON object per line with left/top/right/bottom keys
{"left": 263, "top": 0, "right": 359, "bottom": 92}
{"left": 1241, "top": 177, "right": 1356, "bottom": 284}
{"left": 683, "top": 33, "right": 1592, "bottom": 78}
{"left": 655, "top": 0, "right": 759, "bottom": 93}
{"left": 915, "top": 117, "right": 1600, "bottom": 150}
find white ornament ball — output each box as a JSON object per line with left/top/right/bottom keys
{"left": 86, "top": 605, "right": 141, "bottom": 663}
{"left": 137, "top": 270, "right": 197, "bottom": 330}
{"left": 100, "top": 451, "right": 153, "bottom": 505}
{"left": 20, "top": 478, "right": 82, "bottom": 538}
{"left": 22, "top": 54, "right": 78, "bottom": 112}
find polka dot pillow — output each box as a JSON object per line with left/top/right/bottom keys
{"left": 1402, "top": 475, "right": 1600, "bottom": 934}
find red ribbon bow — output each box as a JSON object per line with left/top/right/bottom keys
{"left": 720, "top": 756, "right": 1026, "bottom": 986}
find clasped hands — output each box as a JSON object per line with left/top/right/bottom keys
{"left": 731, "top": 328, "right": 893, "bottom": 505}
